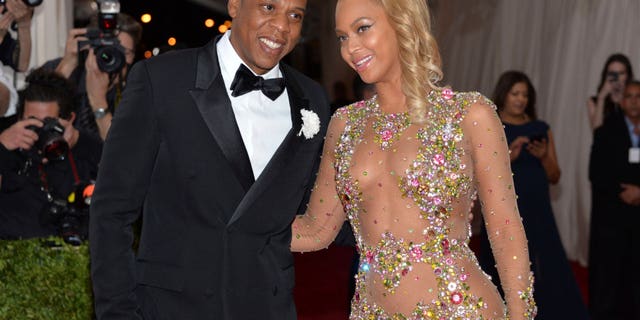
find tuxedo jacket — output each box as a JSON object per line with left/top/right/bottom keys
{"left": 589, "top": 113, "right": 640, "bottom": 227}
{"left": 588, "top": 101, "right": 640, "bottom": 319}
{"left": 90, "top": 38, "right": 331, "bottom": 320}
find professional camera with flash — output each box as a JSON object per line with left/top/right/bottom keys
{"left": 78, "top": 0, "right": 126, "bottom": 74}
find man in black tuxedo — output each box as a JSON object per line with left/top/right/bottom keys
{"left": 589, "top": 80, "right": 640, "bottom": 320}
{"left": 89, "top": 0, "right": 333, "bottom": 319}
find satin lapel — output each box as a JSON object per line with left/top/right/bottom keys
{"left": 227, "top": 66, "right": 308, "bottom": 226}
{"left": 188, "top": 39, "right": 254, "bottom": 192}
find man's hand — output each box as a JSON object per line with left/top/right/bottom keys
{"left": 619, "top": 184, "right": 640, "bottom": 206}
{"left": 0, "top": 118, "right": 42, "bottom": 151}
{"left": 59, "top": 117, "right": 79, "bottom": 149}
{"left": 0, "top": 10, "right": 13, "bottom": 42}
{"left": 85, "top": 48, "right": 110, "bottom": 110}
{"left": 5, "top": 0, "right": 33, "bottom": 25}
{"left": 56, "top": 28, "right": 88, "bottom": 78}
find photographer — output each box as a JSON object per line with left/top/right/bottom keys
{"left": 587, "top": 53, "right": 634, "bottom": 130}
{"left": 0, "top": 67, "right": 102, "bottom": 240}
{"left": 0, "top": 0, "right": 35, "bottom": 72}
{"left": 43, "top": 8, "right": 142, "bottom": 141}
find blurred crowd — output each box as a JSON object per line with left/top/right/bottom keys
{"left": 0, "top": 2, "right": 141, "bottom": 243}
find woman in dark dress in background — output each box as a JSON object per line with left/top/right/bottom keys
{"left": 479, "top": 71, "right": 589, "bottom": 319}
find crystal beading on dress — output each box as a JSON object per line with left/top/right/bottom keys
{"left": 292, "top": 89, "right": 536, "bottom": 320}
{"left": 371, "top": 100, "right": 411, "bottom": 150}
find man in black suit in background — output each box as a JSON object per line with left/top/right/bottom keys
{"left": 589, "top": 80, "right": 640, "bottom": 320}
{"left": 89, "top": 0, "right": 334, "bottom": 319}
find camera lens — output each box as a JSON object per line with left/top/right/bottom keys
{"left": 31, "top": 117, "right": 69, "bottom": 162}
{"left": 24, "top": 0, "right": 43, "bottom": 6}
{"left": 95, "top": 45, "right": 126, "bottom": 74}
{"left": 3, "top": 0, "right": 43, "bottom": 7}
{"left": 42, "top": 139, "right": 69, "bottom": 161}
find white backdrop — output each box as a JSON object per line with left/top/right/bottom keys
{"left": 30, "top": 0, "right": 73, "bottom": 69}
{"left": 432, "top": 0, "right": 640, "bottom": 266}
{"left": 1, "top": 0, "right": 71, "bottom": 89}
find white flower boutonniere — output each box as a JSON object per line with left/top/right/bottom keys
{"left": 297, "top": 109, "right": 320, "bottom": 139}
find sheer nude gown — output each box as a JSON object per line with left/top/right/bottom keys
{"left": 291, "top": 90, "right": 536, "bottom": 319}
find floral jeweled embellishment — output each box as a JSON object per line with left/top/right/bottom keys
{"left": 297, "top": 108, "right": 320, "bottom": 139}
{"left": 371, "top": 98, "right": 411, "bottom": 150}
{"left": 442, "top": 88, "right": 454, "bottom": 100}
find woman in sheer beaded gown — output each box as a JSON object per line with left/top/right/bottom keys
{"left": 290, "top": 0, "right": 536, "bottom": 319}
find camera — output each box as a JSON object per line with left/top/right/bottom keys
{"left": 41, "top": 182, "right": 95, "bottom": 246}
{"left": 0, "top": 0, "right": 43, "bottom": 7}
{"left": 78, "top": 0, "right": 125, "bottom": 74}
{"left": 26, "top": 117, "right": 69, "bottom": 162}
{"left": 607, "top": 71, "right": 620, "bottom": 82}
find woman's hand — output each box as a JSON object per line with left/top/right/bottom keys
{"left": 597, "top": 80, "right": 613, "bottom": 102}
{"left": 508, "top": 136, "right": 530, "bottom": 161}
{"left": 526, "top": 138, "right": 548, "bottom": 159}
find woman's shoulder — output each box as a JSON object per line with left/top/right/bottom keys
{"left": 428, "top": 89, "right": 497, "bottom": 123}
{"left": 456, "top": 91, "right": 495, "bottom": 113}
{"left": 333, "top": 99, "right": 372, "bottom": 122}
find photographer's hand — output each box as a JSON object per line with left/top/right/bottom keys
{"left": 58, "top": 117, "right": 79, "bottom": 149}
{"left": 56, "top": 28, "right": 88, "bottom": 78}
{"left": 0, "top": 11, "right": 13, "bottom": 44}
{"left": 85, "top": 48, "right": 110, "bottom": 105}
{"left": 0, "top": 118, "right": 42, "bottom": 151}
{"left": 6, "top": 0, "right": 32, "bottom": 23}
{"left": 6, "top": 0, "right": 33, "bottom": 72}
{"left": 85, "top": 48, "right": 112, "bottom": 141}
{"left": 598, "top": 79, "right": 614, "bottom": 103}
{"left": 587, "top": 81, "right": 614, "bottom": 131}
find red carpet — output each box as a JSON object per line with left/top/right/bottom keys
{"left": 571, "top": 261, "right": 589, "bottom": 306}
{"left": 294, "top": 245, "right": 354, "bottom": 320}
{"left": 294, "top": 239, "right": 589, "bottom": 319}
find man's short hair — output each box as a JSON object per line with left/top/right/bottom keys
{"left": 627, "top": 79, "right": 640, "bottom": 88}
{"left": 17, "top": 68, "right": 77, "bottom": 120}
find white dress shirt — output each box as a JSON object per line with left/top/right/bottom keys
{"left": 216, "top": 31, "right": 292, "bottom": 179}
{"left": 624, "top": 116, "right": 640, "bottom": 148}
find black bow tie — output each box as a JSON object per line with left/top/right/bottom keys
{"left": 230, "top": 64, "right": 285, "bottom": 101}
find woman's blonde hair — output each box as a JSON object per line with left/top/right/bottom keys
{"left": 374, "top": 0, "right": 442, "bottom": 123}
